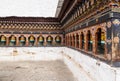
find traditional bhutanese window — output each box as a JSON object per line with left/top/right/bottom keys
{"left": 81, "top": 32, "right": 84, "bottom": 49}
{"left": 19, "top": 35, "right": 26, "bottom": 46}
{"left": 0, "top": 35, "right": 6, "bottom": 46}
{"left": 96, "top": 28, "right": 105, "bottom": 55}
{"left": 28, "top": 35, "right": 35, "bottom": 46}
{"left": 47, "top": 35, "right": 53, "bottom": 46}
{"left": 87, "top": 31, "right": 93, "bottom": 52}
{"left": 9, "top": 35, "right": 16, "bottom": 46}
{"left": 38, "top": 35, "right": 44, "bottom": 46}
{"left": 55, "top": 35, "right": 61, "bottom": 45}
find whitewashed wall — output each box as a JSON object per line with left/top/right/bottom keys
{"left": 0, "top": 47, "right": 119, "bottom": 81}
{"left": 0, "top": 47, "right": 63, "bottom": 61}
{"left": 62, "top": 48, "right": 120, "bottom": 81}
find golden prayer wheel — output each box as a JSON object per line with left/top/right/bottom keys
{"left": 39, "top": 36, "right": 43, "bottom": 42}
{"left": 1, "top": 36, "right": 6, "bottom": 42}
{"left": 30, "top": 36, "right": 34, "bottom": 42}
{"left": 101, "top": 33, "right": 105, "bottom": 44}
{"left": 101, "top": 33, "right": 105, "bottom": 41}
{"left": 56, "top": 36, "right": 61, "bottom": 42}
{"left": 20, "top": 36, "right": 25, "bottom": 42}
{"left": 47, "top": 36, "right": 52, "bottom": 42}
{"left": 11, "top": 36, "right": 16, "bottom": 42}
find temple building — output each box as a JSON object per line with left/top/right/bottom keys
{"left": 0, "top": 0, "right": 120, "bottom": 81}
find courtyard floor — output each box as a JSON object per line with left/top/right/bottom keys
{"left": 0, "top": 60, "right": 76, "bottom": 81}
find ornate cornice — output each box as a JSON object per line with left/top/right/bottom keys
{"left": 62, "top": 0, "right": 111, "bottom": 29}
{"left": 0, "top": 16, "right": 59, "bottom": 22}
{"left": 0, "top": 21, "right": 62, "bottom": 31}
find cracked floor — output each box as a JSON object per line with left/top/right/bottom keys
{"left": 0, "top": 60, "right": 77, "bottom": 81}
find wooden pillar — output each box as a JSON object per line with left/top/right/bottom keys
{"left": 70, "top": 35, "right": 73, "bottom": 47}
{"left": 35, "top": 36, "right": 38, "bottom": 46}
{"left": 69, "top": 35, "right": 71, "bottom": 46}
{"left": 6, "top": 37, "right": 9, "bottom": 46}
{"left": 68, "top": 35, "right": 70, "bottom": 46}
{"left": 85, "top": 33, "right": 88, "bottom": 52}
{"left": 80, "top": 33, "right": 82, "bottom": 49}
{"left": 65, "top": 35, "right": 68, "bottom": 46}
{"left": 44, "top": 36, "right": 47, "bottom": 46}
{"left": 66, "top": 36, "right": 68, "bottom": 46}
{"left": 16, "top": 36, "right": 19, "bottom": 46}
{"left": 53, "top": 36, "right": 56, "bottom": 46}
{"left": 79, "top": 33, "right": 81, "bottom": 50}
{"left": 26, "top": 36, "right": 29, "bottom": 46}
{"left": 92, "top": 33, "right": 96, "bottom": 55}
{"left": 76, "top": 34, "right": 78, "bottom": 48}
{"left": 72, "top": 35, "right": 74, "bottom": 47}
{"left": 71, "top": 35, "right": 72, "bottom": 47}
{"left": 66, "top": 35, "right": 67, "bottom": 46}
{"left": 75, "top": 34, "right": 77, "bottom": 48}
{"left": 70, "top": 35, "right": 72, "bottom": 46}
{"left": 61, "top": 35, "right": 65, "bottom": 45}
{"left": 73, "top": 35, "right": 75, "bottom": 47}
{"left": 104, "top": 32, "right": 107, "bottom": 58}
{"left": 67, "top": 35, "right": 68, "bottom": 46}
{"left": 65, "top": 35, "right": 67, "bottom": 46}
{"left": 73, "top": 34, "right": 75, "bottom": 48}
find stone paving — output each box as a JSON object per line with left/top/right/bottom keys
{"left": 0, "top": 60, "right": 77, "bottom": 81}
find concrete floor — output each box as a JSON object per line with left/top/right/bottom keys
{"left": 0, "top": 60, "right": 76, "bottom": 81}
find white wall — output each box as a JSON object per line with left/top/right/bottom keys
{"left": 0, "top": 47, "right": 63, "bottom": 61}
{"left": 0, "top": 47, "right": 119, "bottom": 81}
{"left": 62, "top": 48, "right": 119, "bottom": 81}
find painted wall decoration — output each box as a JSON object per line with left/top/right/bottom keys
{"left": 112, "top": 19, "right": 120, "bottom": 60}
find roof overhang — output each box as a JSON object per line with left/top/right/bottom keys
{"left": 55, "top": 0, "right": 64, "bottom": 17}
